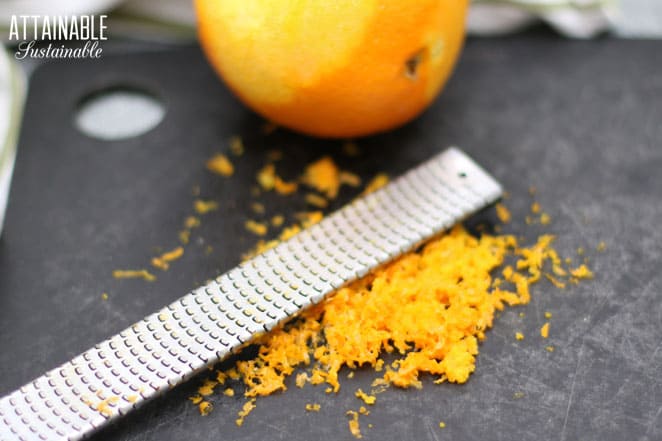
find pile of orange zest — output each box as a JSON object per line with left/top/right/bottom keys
{"left": 197, "top": 218, "right": 594, "bottom": 433}
{"left": 193, "top": 199, "right": 219, "bottom": 214}
{"left": 235, "top": 399, "right": 256, "bottom": 427}
{"left": 231, "top": 225, "right": 573, "bottom": 395}
{"left": 245, "top": 220, "right": 268, "bottom": 236}
{"left": 546, "top": 345, "right": 555, "bottom": 352}
{"left": 305, "top": 193, "right": 328, "bottom": 208}
{"left": 184, "top": 154, "right": 598, "bottom": 438}
{"left": 301, "top": 156, "right": 341, "bottom": 199}
{"left": 439, "top": 421, "right": 446, "bottom": 429}
{"left": 496, "top": 203, "right": 512, "bottom": 223}
{"left": 223, "top": 388, "right": 235, "bottom": 397}
{"left": 206, "top": 153, "right": 234, "bottom": 177}
{"left": 112, "top": 269, "right": 156, "bottom": 282}
{"left": 346, "top": 410, "right": 362, "bottom": 439}
{"left": 362, "top": 173, "right": 389, "bottom": 195}
{"left": 305, "top": 403, "right": 321, "bottom": 412}
{"left": 515, "top": 332, "right": 525, "bottom": 341}
{"left": 151, "top": 246, "right": 184, "bottom": 271}
{"left": 229, "top": 135, "right": 244, "bottom": 156}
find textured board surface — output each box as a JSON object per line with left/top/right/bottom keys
{"left": 1, "top": 32, "right": 661, "bottom": 441}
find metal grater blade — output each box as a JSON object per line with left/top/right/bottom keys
{"left": 0, "top": 147, "right": 502, "bottom": 440}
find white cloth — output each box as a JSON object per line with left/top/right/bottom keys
{"left": 0, "top": 47, "right": 25, "bottom": 236}
{"left": 468, "top": 0, "right": 611, "bottom": 39}
{"left": 468, "top": 0, "right": 662, "bottom": 38}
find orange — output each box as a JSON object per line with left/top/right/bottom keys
{"left": 195, "top": 0, "right": 469, "bottom": 138}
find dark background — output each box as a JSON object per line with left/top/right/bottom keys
{"left": 1, "top": 31, "right": 661, "bottom": 440}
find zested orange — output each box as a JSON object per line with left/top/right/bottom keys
{"left": 195, "top": 0, "right": 469, "bottom": 138}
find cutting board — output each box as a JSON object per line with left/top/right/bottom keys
{"left": 1, "top": 31, "right": 661, "bottom": 441}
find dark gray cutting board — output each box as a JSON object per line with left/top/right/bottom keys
{"left": 1, "top": 32, "right": 661, "bottom": 441}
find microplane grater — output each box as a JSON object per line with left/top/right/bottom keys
{"left": 0, "top": 147, "right": 502, "bottom": 441}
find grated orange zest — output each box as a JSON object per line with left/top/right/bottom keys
{"left": 194, "top": 199, "right": 219, "bottom": 214}
{"left": 274, "top": 177, "right": 298, "bottom": 195}
{"left": 362, "top": 173, "right": 389, "bottom": 195}
{"left": 235, "top": 399, "right": 256, "bottom": 427}
{"left": 347, "top": 410, "right": 362, "bottom": 439}
{"left": 496, "top": 203, "right": 512, "bottom": 223}
{"left": 245, "top": 220, "right": 268, "bottom": 236}
{"left": 206, "top": 153, "right": 234, "bottom": 177}
{"left": 151, "top": 246, "right": 184, "bottom": 271}
{"left": 112, "top": 269, "right": 156, "bottom": 282}
{"left": 301, "top": 156, "right": 341, "bottom": 199}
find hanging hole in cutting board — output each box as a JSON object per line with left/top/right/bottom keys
{"left": 74, "top": 86, "right": 165, "bottom": 141}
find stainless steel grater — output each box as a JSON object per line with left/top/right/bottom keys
{"left": 0, "top": 147, "right": 502, "bottom": 441}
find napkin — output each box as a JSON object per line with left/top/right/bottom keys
{"left": 0, "top": 47, "right": 25, "bottom": 236}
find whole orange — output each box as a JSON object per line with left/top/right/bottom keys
{"left": 195, "top": 0, "right": 469, "bottom": 138}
